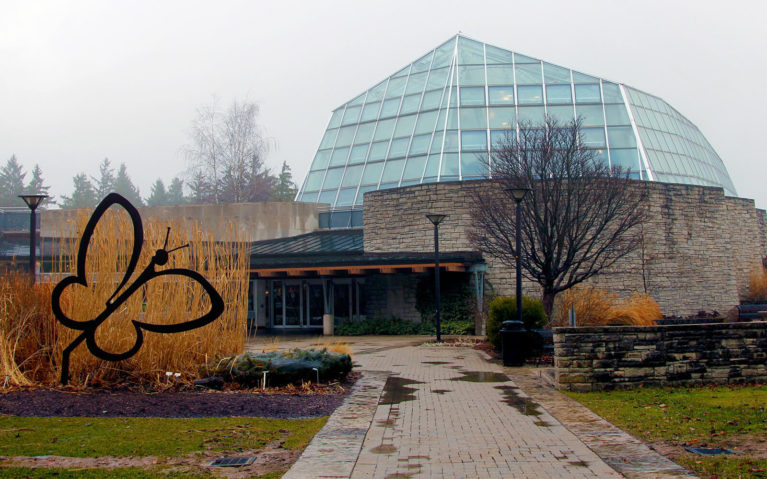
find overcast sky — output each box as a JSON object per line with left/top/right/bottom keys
{"left": 2, "top": 0, "right": 766, "bottom": 209}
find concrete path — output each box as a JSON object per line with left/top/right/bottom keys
{"left": 247, "top": 336, "right": 693, "bottom": 478}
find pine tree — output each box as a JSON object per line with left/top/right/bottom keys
{"left": 145, "top": 179, "right": 169, "bottom": 206}
{"left": 59, "top": 173, "right": 98, "bottom": 209}
{"left": 270, "top": 161, "right": 297, "bottom": 201}
{"left": 92, "top": 158, "right": 115, "bottom": 201}
{"left": 112, "top": 163, "right": 143, "bottom": 206}
{"left": 187, "top": 170, "right": 212, "bottom": 204}
{"left": 0, "top": 155, "right": 27, "bottom": 207}
{"left": 25, "top": 164, "right": 54, "bottom": 206}
{"left": 167, "top": 177, "right": 185, "bottom": 205}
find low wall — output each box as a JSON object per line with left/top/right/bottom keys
{"left": 554, "top": 322, "right": 767, "bottom": 391}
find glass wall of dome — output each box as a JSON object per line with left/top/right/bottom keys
{"left": 297, "top": 35, "right": 737, "bottom": 207}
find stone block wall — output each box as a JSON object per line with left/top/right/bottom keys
{"left": 363, "top": 179, "right": 767, "bottom": 316}
{"left": 554, "top": 322, "right": 767, "bottom": 391}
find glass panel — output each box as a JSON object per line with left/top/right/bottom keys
{"left": 426, "top": 67, "right": 449, "bottom": 90}
{"left": 577, "top": 105, "right": 604, "bottom": 126}
{"left": 424, "top": 154, "right": 441, "bottom": 178}
{"left": 400, "top": 94, "right": 421, "bottom": 114}
{"left": 330, "top": 147, "right": 349, "bottom": 166}
{"left": 462, "top": 153, "right": 488, "bottom": 177}
{"left": 388, "top": 137, "right": 410, "bottom": 158}
{"left": 430, "top": 131, "right": 444, "bottom": 153}
{"left": 361, "top": 102, "right": 381, "bottom": 122}
{"left": 515, "top": 63, "right": 543, "bottom": 84}
{"left": 348, "top": 145, "right": 369, "bottom": 164}
{"left": 461, "top": 130, "right": 488, "bottom": 151}
{"left": 607, "top": 126, "right": 636, "bottom": 148}
{"left": 335, "top": 126, "right": 356, "bottom": 147}
{"left": 602, "top": 82, "right": 622, "bottom": 103}
{"left": 485, "top": 44, "right": 514, "bottom": 64}
{"left": 546, "top": 84, "right": 572, "bottom": 104}
{"left": 517, "top": 106, "right": 545, "bottom": 124}
{"left": 373, "top": 118, "right": 395, "bottom": 141}
{"left": 610, "top": 148, "right": 640, "bottom": 170}
{"left": 460, "top": 107, "right": 487, "bottom": 129}
{"left": 581, "top": 128, "right": 606, "bottom": 147}
{"left": 457, "top": 36, "right": 485, "bottom": 64}
{"left": 355, "top": 185, "right": 376, "bottom": 205}
{"left": 446, "top": 108, "right": 458, "bottom": 129}
{"left": 486, "top": 65, "right": 515, "bottom": 84}
{"left": 572, "top": 71, "right": 599, "bottom": 83}
{"left": 320, "top": 129, "right": 338, "bottom": 149}
{"left": 432, "top": 40, "right": 454, "bottom": 68}
{"left": 460, "top": 87, "right": 485, "bottom": 106}
{"left": 575, "top": 84, "right": 601, "bottom": 103}
{"left": 394, "top": 114, "right": 416, "bottom": 137}
{"left": 328, "top": 110, "right": 344, "bottom": 129}
{"left": 341, "top": 105, "right": 361, "bottom": 125}
{"left": 448, "top": 85, "right": 457, "bottom": 107}
{"left": 440, "top": 153, "right": 459, "bottom": 178}
{"left": 392, "top": 65, "right": 410, "bottom": 78}
{"left": 412, "top": 52, "right": 433, "bottom": 73}
{"left": 605, "top": 104, "right": 630, "bottom": 125}
{"left": 368, "top": 140, "right": 389, "bottom": 161}
{"left": 403, "top": 155, "right": 427, "bottom": 180}
{"left": 354, "top": 123, "right": 375, "bottom": 144}
{"left": 514, "top": 52, "right": 538, "bottom": 64}
{"left": 488, "top": 107, "right": 516, "bottom": 129}
{"left": 409, "top": 133, "right": 431, "bottom": 155}
{"left": 304, "top": 171, "right": 324, "bottom": 191}
{"left": 444, "top": 130, "right": 459, "bottom": 152}
{"left": 547, "top": 105, "right": 575, "bottom": 124}
{"left": 381, "top": 159, "right": 405, "bottom": 183}
{"left": 318, "top": 189, "right": 337, "bottom": 205}
{"left": 361, "top": 161, "right": 384, "bottom": 185}
{"left": 366, "top": 81, "right": 387, "bottom": 102}
{"left": 543, "top": 63, "right": 570, "bottom": 83}
{"left": 458, "top": 65, "right": 485, "bottom": 86}
{"left": 385, "top": 76, "right": 406, "bottom": 98}
{"left": 415, "top": 110, "right": 438, "bottom": 134}
{"left": 336, "top": 187, "right": 357, "bottom": 206}
{"left": 405, "top": 72, "right": 427, "bottom": 94}
{"left": 488, "top": 86, "right": 514, "bottom": 105}
{"left": 299, "top": 191, "right": 318, "bottom": 203}
{"left": 517, "top": 85, "right": 543, "bottom": 104}
{"left": 380, "top": 98, "right": 401, "bottom": 118}
{"left": 421, "top": 90, "right": 442, "bottom": 110}
{"left": 490, "top": 129, "right": 513, "bottom": 149}
{"left": 322, "top": 168, "right": 344, "bottom": 189}
{"left": 310, "top": 150, "right": 331, "bottom": 170}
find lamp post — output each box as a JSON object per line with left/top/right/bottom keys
{"left": 426, "top": 214, "right": 448, "bottom": 342}
{"left": 18, "top": 194, "right": 48, "bottom": 284}
{"left": 506, "top": 188, "right": 530, "bottom": 327}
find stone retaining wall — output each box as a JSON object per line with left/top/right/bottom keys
{"left": 554, "top": 322, "right": 767, "bottom": 391}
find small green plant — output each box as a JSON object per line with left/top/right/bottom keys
{"left": 335, "top": 316, "right": 432, "bottom": 336}
{"left": 487, "top": 296, "right": 547, "bottom": 352}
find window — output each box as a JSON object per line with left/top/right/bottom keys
{"left": 515, "top": 63, "right": 543, "bottom": 84}
{"left": 488, "top": 86, "right": 514, "bottom": 105}
{"left": 460, "top": 87, "right": 485, "bottom": 106}
{"left": 488, "top": 107, "right": 516, "bottom": 129}
{"left": 388, "top": 138, "right": 410, "bottom": 158}
{"left": 460, "top": 107, "right": 487, "bottom": 129}
{"left": 322, "top": 168, "right": 344, "bottom": 189}
{"left": 461, "top": 131, "right": 488, "bottom": 151}
{"left": 310, "top": 150, "right": 331, "bottom": 170}
{"left": 575, "top": 84, "right": 601, "bottom": 103}
{"left": 381, "top": 159, "right": 405, "bottom": 183}
{"left": 517, "top": 85, "right": 543, "bottom": 104}
{"left": 329, "top": 147, "right": 349, "bottom": 166}
{"left": 361, "top": 162, "right": 384, "bottom": 185}
{"left": 486, "top": 65, "right": 514, "bottom": 84}
{"left": 546, "top": 85, "right": 572, "bottom": 104}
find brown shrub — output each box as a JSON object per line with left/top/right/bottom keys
{"left": 552, "top": 285, "right": 661, "bottom": 327}
{"left": 746, "top": 265, "right": 767, "bottom": 303}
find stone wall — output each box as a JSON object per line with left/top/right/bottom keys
{"left": 554, "top": 323, "right": 767, "bottom": 391}
{"left": 364, "top": 273, "right": 422, "bottom": 321}
{"left": 363, "top": 179, "right": 767, "bottom": 316}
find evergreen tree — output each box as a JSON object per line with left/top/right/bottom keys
{"left": 59, "top": 173, "right": 98, "bottom": 209}
{"left": 270, "top": 161, "right": 297, "bottom": 201}
{"left": 187, "top": 170, "right": 213, "bottom": 204}
{"left": 25, "top": 164, "right": 54, "bottom": 206}
{"left": 91, "top": 158, "right": 115, "bottom": 200}
{"left": 112, "top": 163, "right": 143, "bottom": 206}
{"left": 145, "top": 179, "right": 169, "bottom": 206}
{"left": 0, "top": 155, "right": 27, "bottom": 207}
{"left": 167, "top": 177, "right": 185, "bottom": 205}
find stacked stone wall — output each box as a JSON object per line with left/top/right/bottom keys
{"left": 363, "top": 180, "right": 767, "bottom": 317}
{"left": 554, "top": 323, "right": 767, "bottom": 391}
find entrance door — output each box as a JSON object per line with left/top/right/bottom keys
{"left": 306, "top": 283, "right": 324, "bottom": 327}
{"left": 284, "top": 282, "right": 302, "bottom": 327}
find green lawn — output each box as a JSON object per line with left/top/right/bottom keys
{"left": 0, "top": 467, "right": 284, "bottom": 478}
{"left": 567, "top": 384, "right": 767, "bottom": 479}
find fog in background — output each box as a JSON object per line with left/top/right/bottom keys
{"left": 2, "top": 0, "right": 766, "bottom": 208}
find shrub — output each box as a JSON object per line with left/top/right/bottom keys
{"left": 552, "top": 285, "right": 661, "bottom": 327}
{"left": 335, "top": 317, "right": 432, "bottom": 336}
{"left": 415, "top": 272, "right": 476, "bottom": 326}
{"left": 745, "top": 265, "right": 767, "bottom": 303}
{"left": 486, "top": 296, "right": 547, "bottom": 352}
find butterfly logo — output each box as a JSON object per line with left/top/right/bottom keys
{"left": 51, "top": 193, "right": 225, "bottom": 385}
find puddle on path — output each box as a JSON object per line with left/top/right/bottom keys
{"left": 384, "top": 473, "right": 417, "bottom": 479}
{"left": 495, "top": 385, "right": 543, "bottom": 416}
{"left": 568, "top": 460, "right": 590, "bottom": 467}
{"left": 452, "top": 371, "right": 510, "bottom": 382}
{"left": 370, "top": 444, "right": 397, "bottom": 454}
{"left": 431, "top": 389, "right": 451, "bottom": 395}
{"left": 376, "top": 418, "right": 396, "bottom": 427}
{"left": 379, "top": 376, "right": 424, "bottom": 405}
{"left": 421, "top": 361, "right": 451, "bottom": 365}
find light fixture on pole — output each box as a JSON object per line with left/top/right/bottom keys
{"left": 506, "top": 188, "right": 530, "bottom": 327}
{"left": 18, "top": 194, "right": 48, "bottom": 284}
{"left": 426, "top": 213, "right": 448, "bottom": 342}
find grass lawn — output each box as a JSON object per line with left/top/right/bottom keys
{"left": 567, "top": 384, "right": 767, "bottom": 479}
{"left": 0, "top": 416, "right": 326, "bottom": 478}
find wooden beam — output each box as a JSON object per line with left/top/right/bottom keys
{"left": 411, "top": 266, "right": 429, "bottom": 273}
{"left": 446, "top": 264, "right": 466, "bottom": 272}
{"left": 379, "top": 267, "right": 397, "bottom": 274}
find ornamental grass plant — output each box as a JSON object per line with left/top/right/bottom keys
{"left": 746, "top": 264, "right": 767, "bottom": 303}
{"left": 552, "top": 285, "right": 661, "bottom": 327}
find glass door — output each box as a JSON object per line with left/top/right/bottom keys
{"left": 306, "top": 282, "right": 324, "bottom": 327}
{"left": 284, "top": 281, "right": 302, "bottom": 327}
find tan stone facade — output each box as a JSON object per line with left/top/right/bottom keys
{"left": 363, "top": 179, "right": 767, "bottom": 317}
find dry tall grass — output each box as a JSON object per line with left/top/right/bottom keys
{"left": 746, "top": 265, "right": 767, "bottom": 303}
{"left": 1, "top": 207, "right": 248, "bottom": 387}
{"left": 552, "top": 285, "right": 661, "bottom": 327}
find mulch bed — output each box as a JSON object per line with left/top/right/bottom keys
{"left": 0, "top": 375, "right": 358, "bottom": 419}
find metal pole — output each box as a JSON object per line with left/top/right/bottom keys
{"left": 515, "top": 198, "right": 522, "bottom": 326}
{"left": 434, "top": 222, "right": 442, "bottom": 342}
{"left": 29, "top": 207, "right": 36, "bottom": 284}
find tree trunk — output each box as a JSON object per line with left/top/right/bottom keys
{"left": 542, "top": 290, "right": 556, "bottom": 321}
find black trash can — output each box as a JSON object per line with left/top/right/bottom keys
{"left": 500, "top": 320, "right": 525, "bottom": 366}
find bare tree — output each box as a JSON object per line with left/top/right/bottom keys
{"left": 185, "top": 99, "right": 272, "bottom": 203}
{"left": 469, "top": 118, "right": 648, "bottom": 316}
